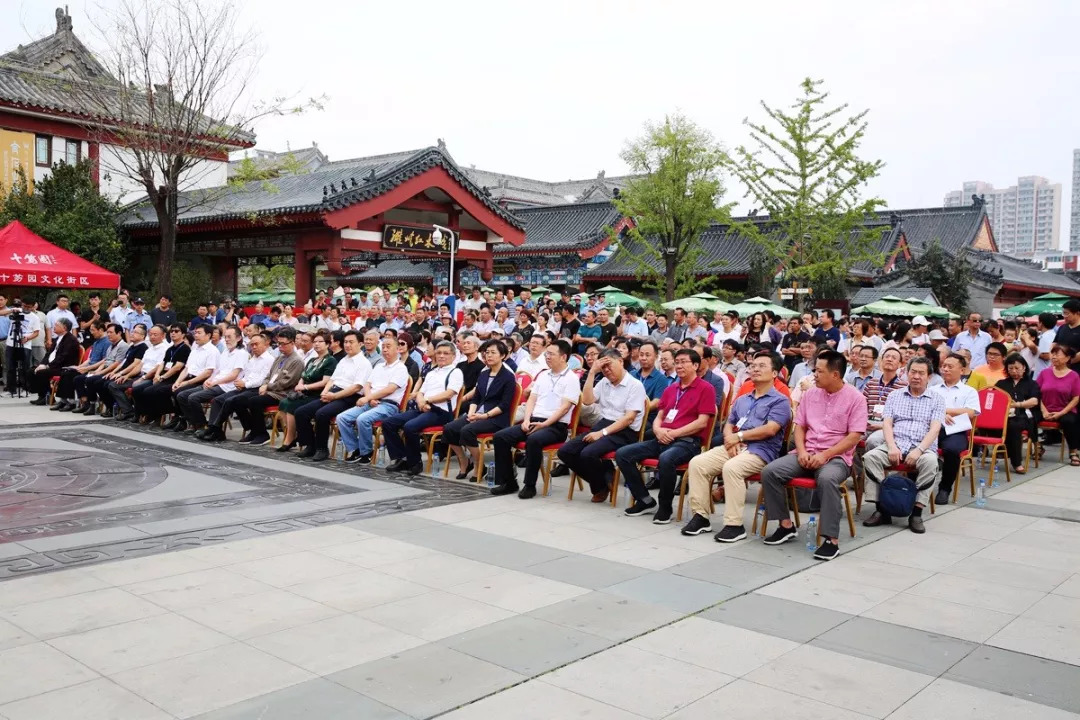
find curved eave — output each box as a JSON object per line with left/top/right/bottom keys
{"left": 123, "top": 208, "right": 323, "bottom": 235}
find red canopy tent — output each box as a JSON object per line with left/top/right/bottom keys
{"left": 0, "top": 220, "right": 120, "bottom": 290}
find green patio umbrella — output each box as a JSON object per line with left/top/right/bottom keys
{"left": 662, "top": 292, "right": 732, "bottom": 314}
{"left": 601, "top": 291, "right": 648, "bottom": 309}
{"left": 732, "top": 296, "right": 799, "bottom": 318}
{"left": 902, "top": 297, "right": 953, "bottom": 319}
{"left": 238, "top": 289, "right": 273, "bottom": 304}
{"left": 595, "top": 285, "right": 625, "bottom": 293}
{"left": 1002, "top": 292, "right": 1071, "bottom": 317}
{"left": 530, "top": 286, "right": 553, "bottom": 294}
{"left": 851, "top": 295, "right": 923, "bottom": 317}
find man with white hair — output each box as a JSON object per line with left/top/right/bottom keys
{"left": 337, "top": 335, "right": 410, "bottom": 463}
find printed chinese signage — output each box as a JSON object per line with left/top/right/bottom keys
{"left": 0, "top": 253, "right": 91, "bottom": 287}
{"left": 382, "top": 225, "right": 448, "bottom": 255}
{"left": 0, "top": 130, "right": 34, "bottom": 193}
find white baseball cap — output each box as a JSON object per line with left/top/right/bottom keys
{"left": 911, "top": 315, "right": 929, "bottom": 326}
{"left": 928, "top": 329, "right": 948, "bottom": 341}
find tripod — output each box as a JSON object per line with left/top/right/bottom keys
{"left": 5, "top": 318, "right": 29, "bottom": 399}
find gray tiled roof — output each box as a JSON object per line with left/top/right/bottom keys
{"left": 338, "top": 259, "right": 438, "bottom": 283}
{"left": 463, "top": 168, "right": 635, "bottom": 208}
{"left": 494, "top": 201, "right": 621, "bottom": 255}
{"left": 888, "top": 205, "right": 988, "bottom": 255}
{"left": 850, "top": 287, "right": 940, "bottom": 307}
{"left": 121, "top": 146, "right": 523, "bottom": 231}
{"left": 586, "top": 221, "right": 762, "bottom": 279}
{"left": 973, "top": 252, "right": 1080, "bottom": 293}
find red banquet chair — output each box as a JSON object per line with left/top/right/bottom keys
{"left": 641, "top": 409, "right": 719, "bottom": 518}
{"left": 1033, "top": 421, "right": 1067, "bottom": 466}
{"left": 970, "top": 387, "right": 1012, "bottom": 489}
{"left": 371, "top": 377, "right": 414, "bottom": 465}
{"left": 425, "top": 389, "right": 465, "bottom": 474}
{"left": 474, "top": 383, "right": 523, "bottom": 485}
{"left": 567, "top": 398, "right": 650, "bottom": 505}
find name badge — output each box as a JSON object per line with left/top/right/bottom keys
{"left": 665, "top": 408, "right": 678, "bottom": 422}
{"left": 165, "top": 362, "right": 173, "bottom": 370}
{"left": 735, "top": 416, "right": 748, "bottom": 429}
{"left": 269, "top": 374, "right": 279, "bottom": 384}
{"left": 872, "top": 404, "right": 885, "bottom": 417}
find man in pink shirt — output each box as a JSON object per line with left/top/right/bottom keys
{"left": 759, "top": 349, "right": 867, "bottom": 561}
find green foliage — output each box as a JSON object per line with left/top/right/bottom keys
{"left": 0, "top": 161, "right": 127, "bottom": 274}
{"left": 903, "top": 239, "right": 972, "bottom": 314}
{"left": 611, "top": 113, "right": 733, "bottom": 301}
{"left": 241, "top": 263, "right": 295, "bottom": 291}
{"left": 168, "top": 261, "right": 214, "bottom": 319}
{"left": 726, "top": 78, "right": 886, "bottom": 302}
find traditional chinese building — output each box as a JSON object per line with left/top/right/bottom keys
{"left": 0, "top": 8, "right": 248, "bottom": 202}
{"left": 122, "top": 143, "right": 632, "bottom": 300}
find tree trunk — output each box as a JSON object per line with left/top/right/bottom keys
{"left": 153, "top": 193, "right": 176, "bottom": 297}
{"left": 665, "top": 252, "right": 677, "bottom": 301}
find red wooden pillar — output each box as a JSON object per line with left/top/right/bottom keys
{"left": 294, "top": 246, "right": 312, "bottom": 306}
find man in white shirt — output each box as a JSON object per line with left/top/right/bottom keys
{"left": 516, "top": 334, "right": 549, "bottom": 380}
{"left": 108, "top": 323, "right": 168, "bottom": 419}
{"left": 557, "top": 348, "right": 647, "bottom": 502}
{"left": 622, "top": 307, "right": 649, "bottom": 338}
{"left": 383, "top": 340, "right": 464, "bottom": 475}
{"left": 464, "top": 289, "right": 484, "bottom": 313}
{"left": 179, "top": 326, "right": 247, "bottom": 434}
{"left": 337, "top": 335, "right": 410, "bottom": 464}
{"left": 931, "top": 352, "right": 981, "bottom": 505}
{"left": 199, "top": 332, "right": 277, "bottom": 439}
{"left": 491, "top": 339, "right": 581, "bottom": 498}
{"left": 296, "top": 330, "right": 373, "bottom": 462}
{"left": 1022, "top": 313, "right": 1057, "bottom": 377}
{"left": 474, "top": 306, "right": 499, "bottom": 339}
{"left": 108, "top": 293, "right": 130, "bottom": 326}
{"left": 711, "top": 311, "right": 742, "bottom": 347}
{"left": 44, "top": 294, "right": 78, "bottom": 349}
{"left": 162, "top": 324, "right": 222, "bottom": 432}
{"left": 952, "top": 312, "right": 992, "bottom": 369}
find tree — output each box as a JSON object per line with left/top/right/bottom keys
{"left": 0, "top": 161, "right": 126, "bottom": 273}
{"left": 612, "top": 114, "right": 732, "bottom": 301}
{"left": 726, "top": 78, "right": 886, "bottom": 304}
{"left": 903, "top": 239, "right": 973, "bottom": 314}
{"left": 70, "top": 0, "right": 321, "bottom": 296}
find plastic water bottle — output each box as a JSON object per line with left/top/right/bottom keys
{"left": 486, "top": 462, "right": 496, "bottom": 488}
{"left": 377, "top": 445, "right": 386, "bottom": 467}
{"left": 805, "top": 516, "right": 817, "bottom": 551}
{"left": 975, "top": 478, "right": 987, "bottom": 508}
{"left": 755, "top": 503, "right": 766, "bottom": 537}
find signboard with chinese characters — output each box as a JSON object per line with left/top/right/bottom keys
{"left": 0, "top": 252, "right": 92, "bottom": 287}
{"left": 382, "top": 225, "right": 448, "bottom": 255}
{"left": 0, "top": 130, "right": 34, "bottom": 193}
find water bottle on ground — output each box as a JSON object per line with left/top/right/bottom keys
{"left": 755, "top": 503, "right": 766, "bottom": 537}
{"left": 975, "top": 478, "right": 987, "bottom": 508}
{"left": 804, "top": 516, "right": 817, "bottom": 551}
{"left": 486, "top": 461, "right": 496, "bottom": 488}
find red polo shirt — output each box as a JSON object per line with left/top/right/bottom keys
{"left": 657, "top": 376, "right": 717, "bottom": 441}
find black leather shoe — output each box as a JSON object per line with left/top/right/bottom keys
{"left": 934, "top": 489, "right": 950, "bottom": 506}
{"left": 863, "top": 511, "right": 892, "bottom": 527}
{"left": 386, "top": 458, "right": 409, "bottom": 472}
{"left": 490, "top": 482, "right": 520, "bottom": 496}
{"left": 296, "top": 446, "right": 316, "bottom": 458}
{"left": 56, "top": 402, "right": 74, "bottom": 412}
{"left": 275, "top": 440, "right": 297, "bottom": 453}
{"left": 162, "top": 417, "right": 182, "bottom": 431}
{"left": 50, "top": 402, "right": 66, "bottom": 411}
{"left": 455, "top": 462, "right": 474, "bottom": 480}
{"left": 309, "top": 449, "right": 330, "bottom": 462}
{"left": 30, "top": 397, "right": 47, "bottom": 406}
{"left": 517, "top": 485, "right": 537, "bottom": 499}
{"left": 74, "top": 403, "right": 91, "bottom": 414}
{"left": 406, "top": 462, "right": 424, "bottom": 476}
{"left": 644, "top": 476, "right": 659, "bottom": 491}
{"left": 119, "top": 411, "right": 136, "bottom": 422}
{"left": 172, "top": 419, "right": 188, "bottom": 433}
{"left": 908, "top": 515, "right": 926, "bottom": 534}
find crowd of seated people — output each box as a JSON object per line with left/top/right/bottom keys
{"left": 14, "top": 285, "right": 1080, "bottom": 562}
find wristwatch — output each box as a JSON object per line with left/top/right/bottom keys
{"left": 602, "top": 428, "right": 608, "bottom": 436}
{"left": 737, "top": 431, "right": 744, "bottom": 443}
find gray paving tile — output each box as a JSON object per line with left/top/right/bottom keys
{"left": 440, "top": 615, "right": 614, "bottom": 675}
{"left": 670, "top": 553, "right": 792, "bottom": 590}
{"left": 329, "top": 644, "right": 523, "bottom": 718}
{"left": 812, "top": 616, "right": 978, "bottom": 676}
{"left": 393, "top": 525, "right": 567, "bottom": 570}
{"left": 945, "top": 646, "right": 1080, "bottom": 715}
{"left": 605, "top": 571, "right": 739, "bottom": 613}
{"left": 1049, "top": 508, "right": 1080, "bottom": 523}
{"left": 192, "top": 677, "right": 409, "bottom": 720}
{"left": 521, "top": 554, "right": 650, "bottom": 590}
{"left": 527, "top": 590, "right": 684, "bottom": 642}
{"left": 983, "top": 499, "right": 1056, "bottom": 517}
{"left": 700, "top": 593, "right": 852, "bottom": 643}
{"left": 719, "top": 538, "right": 824, "bottom": 569}
{"left": 344, "top": 514, "right": 444, "bottom": 536}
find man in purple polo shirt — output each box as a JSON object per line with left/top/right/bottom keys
{"left": 759, "top": 349, "right": 867, "bottom": 561}
{"left": 616, "top": 348, "right": 717, "bottom": 524}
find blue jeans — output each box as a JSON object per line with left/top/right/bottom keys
{"left": 616, "top": 437, "right": 701, "bottom": 511}
{"left": 382, "top": 407, "right": 453, "bottom": 466}
{"left": 336, "top": 401, "right": 399, "bottom": 455}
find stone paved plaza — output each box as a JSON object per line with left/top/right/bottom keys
{"left": 1, "top": 396, "right": 1080, "bottom": 719}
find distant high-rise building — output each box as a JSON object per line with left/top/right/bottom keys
{"left": 943, "top": 177, "right": 1061, "bottom": 256}
{"left": 1070, "top": 150, "right": 1080, "bottom": 252}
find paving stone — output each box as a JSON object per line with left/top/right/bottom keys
{"left": 330, "top": 644, "right": 524, "bottom": 718}
{"left": 700, "top": 593, "right": 852, "bottom": 644}
{"left": 190, "top": 678, "right": 409, "bottom": 720}
{"left": 440, "top": 615, "right": 613, "bottom": 676}
{"left": 811, "top": 616, "right": 977, "bottom": 676}
{"left": 0, "top": 677, "right": 171, "bottom": 720}
{"left": 392, "top": 524, "right": 568, "bottom": 570}
{"left": 604, "top": 571, "right": 739, "bottom": 613}
{"left": 517, "top": 553, "right": 650, "bottom": 590}
{"left": 527, "top": 590, "right": 684, "bottom": 642}
{"left": 946, "top": 646, "right": 1080, "bottom": 715}
{"left": 888, "top": 677, "right": 1080, "bottom": 720}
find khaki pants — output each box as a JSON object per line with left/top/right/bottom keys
{"left": 686, "top": 445, "right": 766, "bottom": 527}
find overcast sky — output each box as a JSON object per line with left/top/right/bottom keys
{"left": 6, "top": 0, "right": 1080, "bottom": 237}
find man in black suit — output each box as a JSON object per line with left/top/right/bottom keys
{"left": 29, "top": 317, "right": 81, "bottom": 405}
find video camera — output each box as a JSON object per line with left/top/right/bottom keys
{"left": 9, "top": 299, "right": 23, "bottom": 328}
